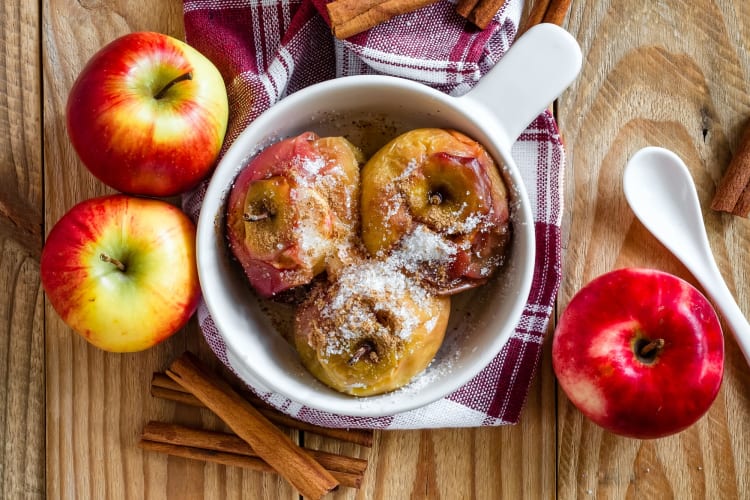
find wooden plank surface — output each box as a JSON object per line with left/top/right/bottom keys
{"left": 38, "top": 1, "right": 555, "bottom": 498}
{"left": 558, "top": 0, "right": 750, "bottom": 498}
{"left": 0, "top": 1, "right": 45, "bottom": 499}
{"left": 0, "top": 0, "right": 741, "bottom": 498}
{"left": 306, "top": 334, "right": 556, "bottom": 499}
{"left": 42, "top": 1, "right": 293, "bottom": 499}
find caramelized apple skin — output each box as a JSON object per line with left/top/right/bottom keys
{"left": 360, "top": 128, "right": 511, "bottom": 294}
{"left": 293, "top": 259, "right": 451, "bottom": 396}
{"left": 226, "top": 132, "right": 362, "bottom": 298}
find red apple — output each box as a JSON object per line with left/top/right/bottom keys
{"left": 225, "top": 132, "right": 362, "bottom": 298}
{"left": 66, "top": 32, "right": 228, "bottom": 197}
{"left": 552, "top": 268, "right": 724, "bottom": 439}
{"left": 41, "top": 194, "right": 200, "bottom": 352}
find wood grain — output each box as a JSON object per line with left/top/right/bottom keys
{"left": 558, "top": 0, "right": 750, "bottom": 498}
{"left": 30, "top": 0, "right": 750, "bottom": 498}
{"left": 304, "top": 330, "right": 556, "bottom": 499}
{"left": 0, "top": 1, "right": 45, "bottom": 499}
{"left": 41, "top": 1, "right": 294, "bottom": 499}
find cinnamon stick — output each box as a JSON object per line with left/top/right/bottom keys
{"left": 327, "top": 0, "right": 440, "bottom": 39}
{"left": 166, "top": 353, "right": 339, "bottom": 499}
{"left": 467, "top": 0, "right": 507, "bottom": 29}
{"left": 151, "top": 385, "right": 203, "bottom": 407}
{"left": 518, "top": 0, "right": 572, "bottom": 36}
{"left": 139, "top": 440, "right": 364, "bottom": 489}
{"left": 456, "top": 0, "right": 481, "bottom": 18}
{"left": 542, "top": 0, "right": 572, "bottom": 26}
{"left": 327, "top": 0, "right": 383, "bottom": 27}
{"left": 732, "top": 183, "right": 750, "bottom": 216}
{"left": 711, "top": 123, "right": 750, "bottom": 217}
{"left": 141, "top": 422, "right": 366, "bottom": 487}
{"left": 139, "top": 439, "right": 274, "bottom": 472}
{"left": 521, "top": 0, "right": 552, "bottom": 32}
{"left": 151, "top": 373, "right": 374, "bottom": 447}
{"left": 143, "top": 421, "right": 367, "bottom": 475}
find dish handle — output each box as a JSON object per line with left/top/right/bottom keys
{"left": 460, "top": 23, "right": 582, "bottom": 150}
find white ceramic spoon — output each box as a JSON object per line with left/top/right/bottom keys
{"left": 623, "top": 146, "right": 750, "bottom": 365}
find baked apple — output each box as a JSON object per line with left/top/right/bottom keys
{"left": 226, "top": 132, "right": 363, "bottom": 297}
{"left": 294, "top": 259, "right": 451, "bottom": 396}
{"left": 360, "top": 128, "right": 510, "bottom": 294}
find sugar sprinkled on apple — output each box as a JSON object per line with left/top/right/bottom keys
{"left": 359, "top": 128, "right": 510, "bottom": 295}
{"left": 225, "top": 132, "right": 362, "bottom": 298}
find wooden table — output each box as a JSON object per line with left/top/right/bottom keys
{"left": 3, "top": 0, "right": 750, "bottom": 497}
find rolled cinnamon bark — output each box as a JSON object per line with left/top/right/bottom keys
{"left": 138, "top": 440, "right": 364, "bottom": 488}
{"left": 151, "top": 372, "right": 374, "bottom": 447}
{"left": 467, "top": 0, "right": 507, "bottom": 29}
{"left": 711, "top": 123, "right": 750, "bottom": 217}
{"left": 327, "top": 0, "right": 440, "bottom": 39}
{"left": 140, "top": 421, "right": 367, "bottom": 487}
{"left": 542, "top": 0, "right": 572, "bottom": 26}
{"left": 456, "top": 0, "right": 481, "bottom": 18}
{"left": 166, "top": 353, "right": 339, "bottom": 499}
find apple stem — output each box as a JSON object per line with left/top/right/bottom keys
{"left": 428, "top": 192, "right": 444, "bottom": 205}
{"left": 154, "top": 72, "right": 193, "bottom": 100}
{"left": 243, "top": 211, "right": 270, "bottom": 222}
{"left": 348, "top": 342, "right": 378, "bottom": 365}
{"left": 100, "top": 253, "right": 126, "bottom": 272}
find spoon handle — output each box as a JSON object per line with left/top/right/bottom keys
{"left": 692, "top": 260, "right": 750, "bottom": 365}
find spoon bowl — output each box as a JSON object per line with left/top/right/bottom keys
{"left": 624, "top": 146, "right": 750, "bottom": 366}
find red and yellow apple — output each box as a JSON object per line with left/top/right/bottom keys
{"left": 66, "top": 31, "right": 229, "bottom": 197}
{"left": 40, "top": 194, "right": 200, "bottom": 352}
{"left": 225, "top": 132, "right": 362, "bottom": 298}
{"left": 360, "top": 128, "right": 510, "bottom": 294}
{"left": 552, "top": 268, "right": 724, "bottom": 439}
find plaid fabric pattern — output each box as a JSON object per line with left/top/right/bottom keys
{"left": 182, "top": 0, "right": 565, "bottom": 428}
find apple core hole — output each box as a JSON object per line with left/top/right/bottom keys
{"left": 375, "top": 310, "right": 393, "bottom": 328}
{"left": 634, "top": 337, "right": 665, "bottom": 365}
{"left": 428, "top": 183, "right": 455, "bottom": 207}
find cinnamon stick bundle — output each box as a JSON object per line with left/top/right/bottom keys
{"left": 327, "top": 0, "right": 440, "bottom": 39}
{"left": 151, "top": 373, "right": 374, "bottom": 447}
{"left": 165, "top": 353, "right": 339, "bottom": 499}
{"left": 140, "top": 422, "right": 367, "bottom": 488}
{"left": 712, "top": 123, "right": 750, "bottom": 217}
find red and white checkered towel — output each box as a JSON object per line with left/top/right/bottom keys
{"left": 182, "top": 0, "right": 564, "bottom": 428}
